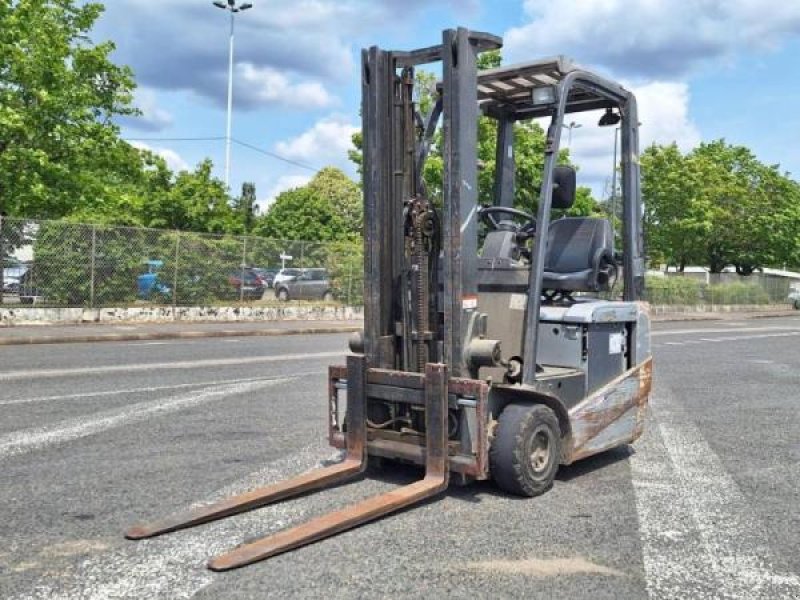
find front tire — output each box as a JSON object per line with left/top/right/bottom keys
{"left": 490, "top": 403, "right": 561, "bottom": 497}
{"left": 794, "top": 299, "right": 800, "bottom": 310}
{"left": 277, "top": 288, "right": 289, "bottom": 302}
{"left": 322, "top": 291, "right": 334, "bottom": 302}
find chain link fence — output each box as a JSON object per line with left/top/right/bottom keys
{"left": 1, "top": 217, "right": 796, "bottom": 309}
{"left": 0, "top": 217, "right": 363, "bottom": 308}
{"left": 643, "top": 273, "right": 796, "bottom": 306}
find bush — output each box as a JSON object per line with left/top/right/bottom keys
{"left": 325, "top": 240, "right": 363, "bottom": 304}
{"left": 644, "top": 275, "right": 772, "bottom": 305}
{"left": 707, "top": 282, "right": 770, "bottom": 305}
{"left": 644, "top": 275, "right": 702, "bottom": 305}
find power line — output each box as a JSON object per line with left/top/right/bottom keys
{"left": 124, "top": 136, "right": 226, "bottom": 142}
{"left": 230, "top": 138, "right": 318, "bottom": 172}
{"left": 122, "top": 136, "right": 320, "bottom": 172}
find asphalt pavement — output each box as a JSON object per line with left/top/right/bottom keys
{"left": 1, "top": 317, "right": 799, "bottom": 599}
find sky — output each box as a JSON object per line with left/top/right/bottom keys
{"left": 94, "top": 0, "right": 800, "bottom": 208}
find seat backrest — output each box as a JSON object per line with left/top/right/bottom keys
{"left": 543, "top": 217, "right": 613, "bottom": 292}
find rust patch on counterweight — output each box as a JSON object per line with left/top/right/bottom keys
{"left": 566, "top": 357, "right": 652, "bottom": 464}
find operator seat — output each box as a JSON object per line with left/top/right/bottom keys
{"left": 542, "top": 217, "right": 614, "bottom": 292}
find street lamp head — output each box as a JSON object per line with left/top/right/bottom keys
{"left": 213, "top": 1, "right": 226, "bottom": 8}
{"left": 240, "top": 2, "right": 253, "bottom": 9}
{"left": 227, "top": 0, "right": 235, "bottom": 6}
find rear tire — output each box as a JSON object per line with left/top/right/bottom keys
{"left": 322, "top": 291, "right": 334, "bottom": 302}
{"left": 277, "top": 288, "right": 289, "bottom": 302}
{"left": 490, "top": 403, "right": 561, "bottom": 497}
{"left": 794, "top": 299, "right": 800, "bottom": 310}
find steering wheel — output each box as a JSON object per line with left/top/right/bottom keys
{"left": 477, "top": 205, "right": 536, "bottom": 235}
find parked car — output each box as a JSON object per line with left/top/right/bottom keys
{"left": 18, "top": 267, "right": 43, "bottom": 304}
{"left": 789, "top": 287, "right": 800, "bottom": 310}
{"left": 2, "top": 263, "right": 28, "bottom": 294}
{"left": 274, "top": 268, "right": 333, "bottom": 302}
{"left": 137, "top": 260, "right": 171, "bottom": 300}
{"left": 251, "top": 267, "right": 279, "bottom": 288}
{"left": 272, "top": 268, "right": 302, "bottom": 287}
{"left": 228, "top": 267, "right": 267, "bottom": 300}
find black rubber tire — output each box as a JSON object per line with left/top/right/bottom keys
{"left": 794, "top": 299, "right": 800, "bottom": 310}
{"left": 323, "top": 291, "right": 334, "bottom": 302}
{"left": 490, "top": 403, "right": 561, "bottom": 497}
{"left": 277, "top": 288, "right": 289, "bottom": 302}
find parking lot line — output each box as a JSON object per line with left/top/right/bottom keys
{"left": 14, "top": 443, "right": 333, "bottom": 600}
{"left": 0, "top": 377, "right": 292, "bottom": 460}
{"left": 0, "top": 351, "right": 343, "bottom": 381}
{"left": 0, "top": 372, "right": 324, "bottom": 407}
{"left": 630, "top": 389, "right": 800, "bottom": 599}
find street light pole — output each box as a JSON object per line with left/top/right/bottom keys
{"left": 224, "top": 8, "right": 234, "bottom": 189}
{"left": 213, "top": 1, "right": 253, "bottom": 190}
{"left": 610, "top": 125, "right": 620, "bottom": 245}
{"left": 562, "top": 121, "right": 582, "bottom": 147}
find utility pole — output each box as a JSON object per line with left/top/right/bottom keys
{"left": 562, "top": 121, "right": 582, "bottom": 147}
{"left": 212, "top": 1, "right": 253, "bottom": 189}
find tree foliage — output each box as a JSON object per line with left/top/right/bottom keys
{"left": 0, "top": 0, "right": 138, "bottom": 217}
{"left": 642, "top": 140, "right": 800, "bottom": 273}
{"left": 253, "top": 168, "right": 361, "bottom": 242}
{"left": 233, "top": 182, "right": 258, "bottom": 234}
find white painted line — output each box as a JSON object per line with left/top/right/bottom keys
{"left": 630, "top": 390, "right": 800, "bottom": 599}
{"left": 656, "top": 331, "right": 800, "bottom": 348}
{"left": 0, "top": 372, "right": 325, "bottom": 407}
{"left": 652, "top": 326, "right": 796, "bottom": 337}
{"left": 0, "top": 351, "right": 343, "bottom": 381}
{"left": 0, "top": 377, "right": 292, "bottom": 460}
{"left": 17, "top": 443, "right": 335, "bottom": 600}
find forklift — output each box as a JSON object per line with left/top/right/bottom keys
{"left": 126, "top": 27, "right": 652, "bottom": 570}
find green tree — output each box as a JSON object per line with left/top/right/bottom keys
{"left": 233, "top": 182, "right": 258, "bottom": 234}
{"left": 0, "top": 0, "right": 139, "bottom": 218}
{"left": 641, "top": 143, "right": 711, "bottom": 270}
{"left": 642, "top": 140, "right": 800, "bottom": 274}
{"left": 254, "top": 168, "right": 360, "bottom": 243}
{"left": 254, "top": 185, "right": 348, "bottom": 242}
{"left": 306, "top": 167, "right": 362, "bottom": 236}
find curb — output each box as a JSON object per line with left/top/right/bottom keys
{"left": 0, "top": 310, "right": 794, "bottom": 346}
{"left": 0, "top": 326, "right": 362, "bottom": 346}
{"left": 651, "top": 310, "right": 797, "bottom": 322}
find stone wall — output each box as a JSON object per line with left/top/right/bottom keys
{"left": 0, "top": 304, "right": 364, "bottom": 326}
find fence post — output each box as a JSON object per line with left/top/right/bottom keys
{"left": 240, "top": 236, "right": 247, "bottom": 303}
{"left": 347, "top": 259, "right": 353, "bottom": 305}
{"left": 173, "top": 230, "right": 180, "bottom": 318}
{"left": 0, "top": 214, "right": 4, "bottom": 306}
{"left": 89, "top": 225, "right": 97, "bottom": 309}
{"left": 300, "top": 241, "right": 305, "bottom": 268}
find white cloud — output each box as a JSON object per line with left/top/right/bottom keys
{"left": 236, "top": 63, "right": 333, "bottom": 109}
{"left": 259, "top": 174, "right": 312, "bottom": 210}
{"left": 274, "top": 115, "right": 359, "bottom": 172}
{"left": 504, "top": 0, "right": 800, "bottom": 78}
{"left": 93, "top": 0, "right": 356, "bottom": 107}
{"left": 124, "top": 87, "right": 173, "bottom": 132}
{"left": 130, "top": 142, "right": 190, "bottom": 173}
{"left": 562, "top": 81, "right": 701, "bottom": 196}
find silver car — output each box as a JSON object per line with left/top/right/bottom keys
{"left": 274, "top": 268, "right": 333, "bottom": 302}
